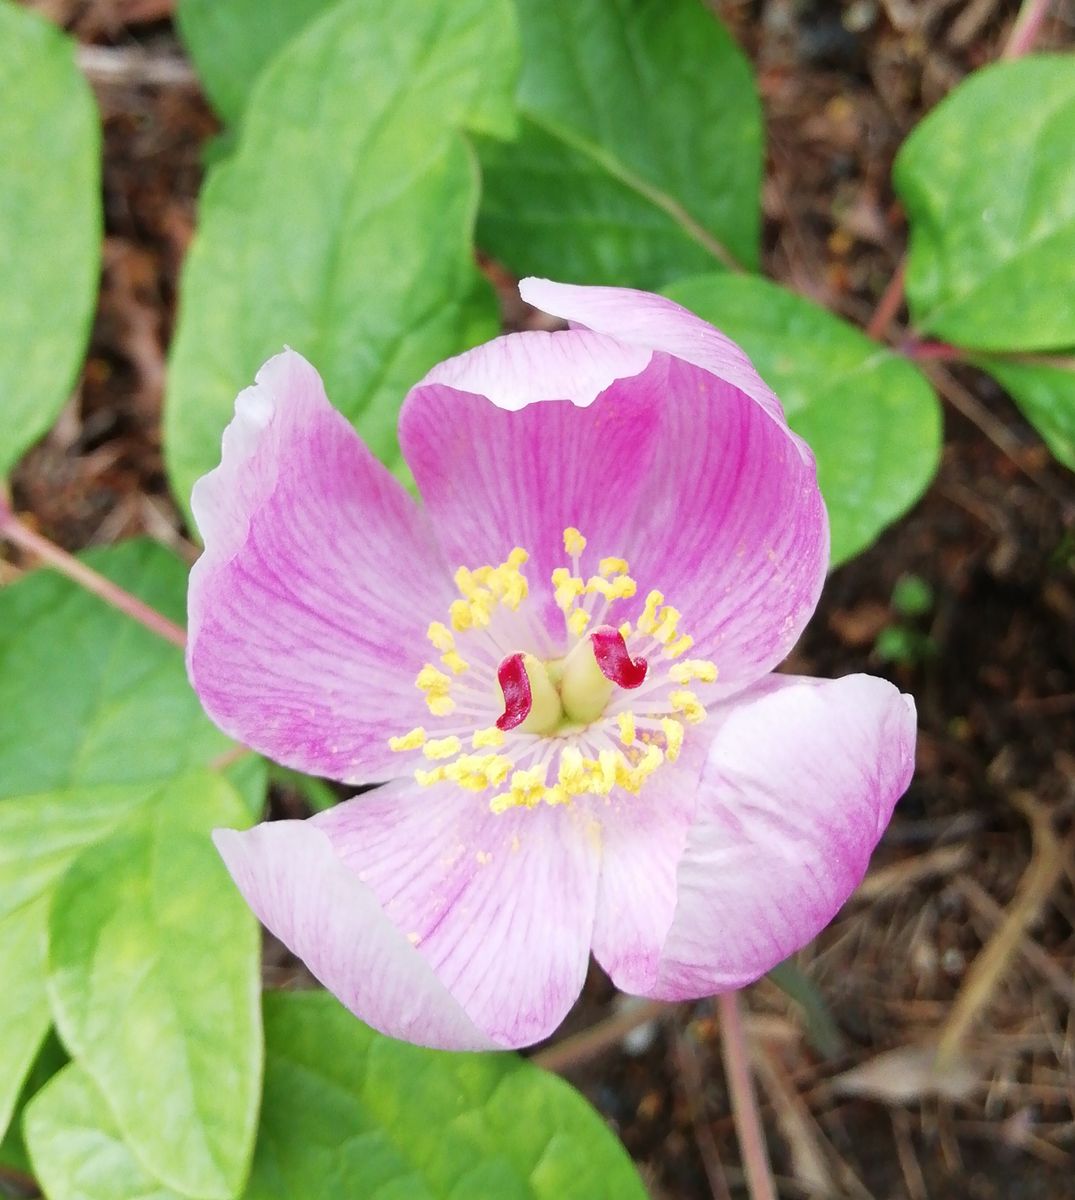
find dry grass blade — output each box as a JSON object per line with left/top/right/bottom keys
{"left": 936, "top": 793, "right": 1068, "bottom": 1067}
{"left": 832, "top": 1043, "right": 981, "bottom": 1104}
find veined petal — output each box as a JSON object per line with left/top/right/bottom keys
{"left": 590, "top": 738, "right": 705, "bottom": 995}
{"left": 217, "top": 778, "right": 601, "bottom": 1049}
{"left": 399, "top": 358, "right": 664, "bottom": 638}
{"left": 188, "top": 349, "right": 451, "bottom": 783}
{"left": 520, "top": 277, "right": 797, "bottom": 443}
{"left": 639, "top": 673, "right": 916, "bottom": 999}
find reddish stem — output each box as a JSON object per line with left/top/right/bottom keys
{"left": 1003, "top": 0, "right": 1052, "bottom": 58}
{"left": 718, "top": 991, "right": 777, "bottom": 1200}
{"left": 0, "top": 505, "right": 188, "bottom": 650}
{"left": 865, "top": 257, "right": 907, "bottom": 342}
{"left": 902, "top": 338, "right": 964, "bottom": 363}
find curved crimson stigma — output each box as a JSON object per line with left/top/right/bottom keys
{"left": 496, "top": 652, "right": 533, "bottom": 731}
{"left": 590, "top": 625, "right": 648, "bottom": 689}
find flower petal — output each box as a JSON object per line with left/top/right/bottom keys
{"left": 213, "top": 821, "right": 495, "bottom": 1051}
{"left": 589, "top": 737, "right": 706, "bottom": 995}
{"left": 218, "top": 778, "right": 601, "bottom": 1049}
{"left": 188, "top": 350, "right": 452, "bottom": 783}
{"left": 639, "top": 673, "right": 916, "bottom": 999}
{"left": 519, "top": 277, "right": 794, "bottom": 440}
{"left": 399, "top": 356, "right": 666, "bottom": 640}
{"left": 520, "top": 280, "right": 830, "bottom": 687}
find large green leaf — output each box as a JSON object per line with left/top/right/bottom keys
{"left": 0, "top": 540, "right": 265, "bottom": 1144}
{"left": 663, "top": 275, "right": 942, "bottom": 566}
{"left": 477, "top": 0, "right": 761, "bottom": 288}
{"left": 47, "top": 774, "right": 261, "bottom": 1200}
{"left": 26, "top": 995, "right": 648, "bottom": 1200}
{"left": 26, "top": 1066, "right": 184, "bottom": 1200}
{"left": 0, "top": 1, "right": 101, "bottom": 477}
{"left": 0, "top": 900, "right": 49, "bottom": 1142}
{"left": 164, "top": 0, "right": 518, "bottom": 518}
{"left": 895, "top": 55, "right": 1075, "bottom": 351}
{"left": 979, "top": 357, "right": 1075, "bottom": 471}
{"left": 250, "top": 990, "right": 647, "bottom": 1199}
{"left": 176, "top": 0, "right": 336, "bottom": 125}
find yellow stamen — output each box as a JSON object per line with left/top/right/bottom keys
{"left": 423, "top": 736, "right": 462, "bottom": 760}
{"left": 440, "top": 650, "right": 469, "bottom": 675}
{"left": 660, "top": 718, "right": 685, "bottom": 761}
{"left": 563, "top": 527, "right": 587, "bottom": 557}
{"left": 388, "top": 727, "right": 426, "bottom": 752}
{"left": 426, "top": 621, "right": 455, "bottom": 652}
{"left": 670, "top": 689, "right": 706, "bottom": 724}
{"left": 669, "top": 659, "right": 719, "bottom": 685}
{"left": 599, "top": 556, "right": 630, "bottom": 577}
{"left": 472, "top": 726, "right": 505, "bottom": 748}
{"left": 617, "top": 711, "right": 636, "bottom": 747}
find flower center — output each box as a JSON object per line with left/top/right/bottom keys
{"left": 388, "top": 528, "right": 719, "bottom": 813}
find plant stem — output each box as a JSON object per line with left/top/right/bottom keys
{"left": 0, "top": 505, "right": 188, "bottom": 650}
{"left": 718, "top": 990, "right": 777, "bottom": 1200}
{"left": 902, "top": 338, "right": 964, "bottom": 363}
{"left": 1003, "top": 0, "right": 1052, "bottom": 59}
{"left": 865, "top": 0, "right": 1050, "bottom": 345}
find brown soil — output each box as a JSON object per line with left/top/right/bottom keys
{"left": 9, "top": 2, "right": 1075, "bottom": 1198}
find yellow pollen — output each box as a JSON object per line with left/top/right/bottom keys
{"left": 619, "top": 620, "right": 632, "bottom": 639}
{"left": 567, "top": 607, "right": 591, "bottom": 637}
{"left": 423, "top": 736, "right": 462, "bottom": 760}
{"left": 664, "top": 634, "right": 694, "bottom": 659}
{"left": 427, "top": 695, "right": 456, "bottom": 717}
{"left": 669, "top": 659, "right": 719, "bottom": 685}
{"left": 472, "top": 726, "right": 505, "bottom": 748}
{"left": 388, "top": 727, "right": 427, "bottom": 752}
{"left": 440, "top": 650, "right": 469, "bottom": 675}
{"left": 652, "top": 606, "right": 682, "bottom": 645}
{"left": 637, "top": 590, "right": 665, "bottom": 634}
{"left": 426, "top": 621, "right": 455, "bottom": 652}
{"left": 552, "top": 568, "right": 586, "bottom": 611}
{"left": 585, "top": 574, "right": 637, "bottom": 601}
{"left": 563, "top": 527, "right": 587, "bottom": 557}
{"left": 660, "top": 718, "right": 685, "bottom": 761}
{"left": 617, "top": 711, "right": 636, "bottom": 746}
{"left": 670, "top": 689, "right": 707, "bottom": 724}
{"left": 599, "top": 556, "right": 630, "bottom": 577}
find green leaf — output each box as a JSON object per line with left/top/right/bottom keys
{"left": 164, "top": 0, "right": 518, "bottom": 518}
{"left": 0, "top": 540, "right": 265, "bottom": 1143}
{"left": 176, "top": 0, "right": 336, "bottom": 125}
{"left": 0, "top": 1031, "right": 67, "bottom": 1175}
{"left": 47, "top": 773, "right": 261, "bottom": 1200}
{"left": 0, "top": 900, "right": 49, "bottom": 1146}
{"left": 476, "top": 0, "right": 761, "bottom": 288}
{"left": 26, "top": 1065, "right": 185, "bottom": 1200}
{"left": 247, "top": 990, "right": 647, "bottom": 1200}
{"left": 895, "top": 55, "right": 1075, "bottom": 352}
{"left": 663, "top": 275, "right": 942, "bottom": 566}
{"left": 978, "top": 357, "right": 1075, "bottom": 471}
{"left": 0, "top": 1, "right": 101, "bottom": 477}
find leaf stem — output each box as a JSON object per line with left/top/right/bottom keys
{"left": 902, "top": 337, "right": 964, "bottom": 363}
{"left": 0, "top": 502, "right": 188, "bottom": 650}
{"left": 718, "top": 990, "right": 776, "bottom": 1200}
{"left": 1002, "top": 0, "right": 1053, "bottom": 59}
{"left": 865, "top": 257, "right": 907, "bottom": 342}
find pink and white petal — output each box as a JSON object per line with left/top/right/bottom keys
{"left": 589, "top": 737, "right": 706, "bottom": 995}
{"left": 213, "top": 821, "right": 495, "bottom": 1051}
{"left": 188, "top": 349, "right": 452, "bottom": 783}
{"left": 418, "top": 327, "right": 651, "bottom": 412}
{"left": 309, "top": 778, "right": 601, "bottom": 1048}
{"left": 399, "top": 357, "right": 666, "bottom": 636}
{"left": 520, "top": 278, "right": 800, "bottom": 444}
{"left": 624, "top": 354, "right": 829, "bottom": 692}
{"left": 642, "top": 673, "right": 916, "bottom": 1000}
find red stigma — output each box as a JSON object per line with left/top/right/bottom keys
{"left": 590, "top": 626, "right": 648, "bottom": 689}
{"left": 496, "top": 653, "right": 533, "bottom": 731}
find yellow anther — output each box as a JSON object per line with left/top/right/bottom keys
{"left": 388, "top": 727, "right": 427, "bottom": 752}
{"left": 670, "top": 689, "right": 706, "bottom": 724}
{"left": 619, "top": 621, "right": 632, "bottom": 639}
{"left": 664, "top": 634, "right": 694, "bottom": 659}
{"left": 472, "top": 726, "right": 505, "bottom": 748}
{"left": 507, "top": 547, "right": 529, "bottom": 569}
{"left": 668, "top": 659, "right": 719, "bottom": 685}
{"left": 617, "top": 711, "right": 636, "bottom": 747}
{"left": 585, "top": 574, "right": 638, "bottom": 601}
{"left": 596, "top": 750, "right": 618, "bottom": 794}
{"left": 440, "top": 650, "right": 469, "bottom": 675}
{"left": 652, "top": 606, "right": 682, "bottom": 645}
{"left": 616, "top": 744, "right": 665, "bottom": 794}
{"left": 415, "top": 766, "right": 447, "bottom": 786}
{"left": 557, "top": 746, "right": 586, "bottom": 790}
{"left": 637, "top": 590, "right": 665, "bottom": 635}
{"left": 553, "top": 568, "right": 585, "bottom": 611}
{"left": 426, "top": 621, "right": 455, "bottom": 652}
{"left": 490, "top": 764, "right": 549, "bottom": 813}
{"left": 659, "top": 718, "right": 685, "bottom": 762}
{"left": 567, "top": 608, "right": 591, "bottom": 637}
{"left": 427, "top": 694, "right": 456, "bottom": 717}
{"left": 448, "top": 599, "right": 471, "bottom": 632}
{"left": 423, "top": 736, "right": 462, "bottom": 760}
{"left": 563, "top": 527, "right": 587, "bottom": 557}
{"left": 599, "top": 556, "right": 630, "bottom": 577}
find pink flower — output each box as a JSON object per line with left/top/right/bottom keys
{"left": 190, "top": 279, "right": 916, "bottom": 1051}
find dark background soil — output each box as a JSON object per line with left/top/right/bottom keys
{"left": 7, "top": 2, "right": 1075, "bottom": 1198}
